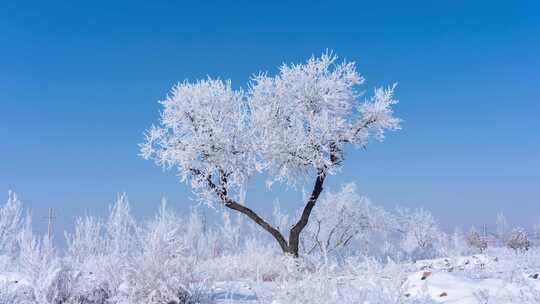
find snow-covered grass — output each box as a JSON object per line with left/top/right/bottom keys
{"left": 208, "top": 251, "right": 540, "bottom": 304}
{"left": 1, "top": 191, "right": 539, "bottom": 303}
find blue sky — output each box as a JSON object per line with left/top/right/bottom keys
{"left": 1, "top": 1, "right": 539, "bottom": 238}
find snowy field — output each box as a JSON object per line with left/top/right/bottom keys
{"left": 208, "top": 254, "right": 540, "bottom": 304}
{"left": 1, "top": 190, "right": 540, "bottom": 304}
{"left": 2, "top": 251, "right": 540, "bottom": 303}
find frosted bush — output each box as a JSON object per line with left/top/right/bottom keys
{"left": 3, "top": 190, "right": 540, "bottom": 304}
{"left": 272, "top": 258, "right": 437, "bottom": 304}
{"left": 301, "top": 183, "right": 392, "bottom": 257}
{"left": 397, "top": 208, "right": 441, "bottom": 260}
{"left": 63, "top": 196, "right": 212, "bottom": 304}
{"left": 65, "top": 216, "right": 104, "bottom": 265}
{"left": 0, "top": 191, "right": 24, "bottom": 266}
{"left": 197, "top": 241, "right": 296, "bottom": 283}
{"left": 466, "top": 227, "right": 487, "bottom": 253}
{"left": 506, "top": 227, "right": 531, "bottom": 252}
{"left": 116, "top": 202, "right": 203, "bottom": 304}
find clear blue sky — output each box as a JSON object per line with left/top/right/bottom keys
{"left": 1, "top": 1, "right": 539, "bottom": 238}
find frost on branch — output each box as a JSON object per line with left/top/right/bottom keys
{"left": 506, "top": 227, "right": 531, "bottom": 252}
{"left": 140, "top": 79, "right": 253, "bottom": 203}
{"left": 141, "top": 53, "right": 400, "bottom": 201}
{"left": 466, "top": 227, "right": 487, "bottom": 253}
{"left": 301, "top": 183, "right": 390, "bottom": 256}
{"left": 140, "top": 52, "right": 400, "bottom": 256}
{"left": 397, "top": 208, "right": 441, "bottom": 259}
{"left": 250, "top": 52, "right": 400, "bottom": 185}
{"left": 0, "top": 191, "right": 24, "bottom": 259}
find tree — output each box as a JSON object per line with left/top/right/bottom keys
{"left": 506, "top": 227, "right": 530, "bottom": 252}
{"left": 396, "top": 208, "right": 440, "bottom": 259}
{"left": 301, "top": 183, "right": 390, "bottom": 256}
{"left": 0, "top": 191, "right": 24, "bottom": 258}
{"left": 17, "top": 219, "right": 60, "bottom": 304}
{"left": 466, "top": 227, "right": 487, "bottom": 253}
{"left": 140, "top": 52, "right": 400, "bottom": 257}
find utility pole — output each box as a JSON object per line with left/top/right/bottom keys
{"left": 46, "top": 207, "right": 56, "bottom": 240}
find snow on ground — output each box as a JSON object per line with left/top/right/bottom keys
{"left": 408, "top": 271, "right": 511, "bottom": 303}
{"left": 211, "top": 281, "right": 258, "bottom": 303}
{"left": 405, "top": 255, "right": 540, "bottom": 303}
{"left": 1, "top": 253, "right": 539, "bottom": 303}
{"left": 209, "top": 254, "right": 540, "bottom": 304}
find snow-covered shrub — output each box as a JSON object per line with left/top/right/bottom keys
{"left": 17, "top": 221, "right": 61, "bottom": 304}
{"left": 506, "top": 227, "right": 531, "bottom": 252}
{"left": 466, "top": 227, "right": 487, "bottom": 253}
{"left": 271, "top": 258, "right": 436, "bottom": 304}
{"left": 0, "top": 193, "right": 85, "bottom": 304}
{"left": 183, "top": 208, "right": 219, "bottom": 260}
{"left": 65, "top": 215, "right": 104, "bottom": 265}
{"left": 98, "top": 194, "right": 141, "bottom": 295}
{"left": 396, "top": 208, "right": 441, "bottom": 260}
{"left": 217, "top": 211, "right": 245, "bottom": 255}
{"left": 509, "top": 280, "right": 540, "bottom": 304}
{"left": 105, "top": 193, "right": 140, "bottom": 260}
{"left": 0, "top": 279, "right": 35, "bottom": 304}
{"left": 437, "top": 227, "right": 469, "bottom": 257}
{"left": 64, "top": 215, "right": 114, "bottom": 304}
{"left": 0, "top": 191, "right": 24, "bottom": 265}
{"left": 61, "top": 195, "right": 140, "bottom": 303}
{"left": 63, "top": 196, "right": 212, "bottom": 304}
{"left": 117, "top": 201, "right": 203, "bottom": 304}
{"left": 197, "top": 242, "right": 298, "bottom": 283}
{"left": 5, "top": 190, "right": 540, "bottom": 303}
{"left": 301, "top": 183, "right": 393, "bottom": 257}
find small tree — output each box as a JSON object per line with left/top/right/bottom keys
{"left": 0, "top": 191, "right": 24, "bottom": 258}
{"left": 301, "top": 183, "right": 390, "bottom": 256}
{"left": 506, "top": 227, "right": 530, "bottom": 252}
{"left": 397, "top": 208, "right": 440, "bottom": 258}
{"left": 140, "top": 52, "right": 400, "bottom": 257}
{"left": 466, "top": 227, "right": 487, "bottom": 253}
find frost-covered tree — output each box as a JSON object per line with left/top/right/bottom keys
{"left": 65, "top": 215, "right": 104, "bottom": 265}
{"left": 301, "top": 183, "right": 390, "bottom": 256}
{"left": 140, "top": 52, "right": 400, "bottom": 257}
{"left": 120, "top": 201, "right": 199, "bottom": 304}
{"left": 466, "top": 227, "right": 487, "bottom": 253}
{"left": 0, "top": 191, "right": 24, "bottom": 259}
{"left": 396, "top": 208, "right": 440, "bottom": 259}
{"left": 106, "top": 193, "right": 139, "bottom": 258}
{"left": 61, "top": 197, "right": 208, "bottom": 304}
{"left": 17, "top": 220, "right": 61, "bottom": 303}
{"left": 506, "top": 227, "right": 530, "bottom": 252}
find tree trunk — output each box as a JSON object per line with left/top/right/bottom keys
{"left": 209, "top": 171, "right": 327, "bottom": 257}
{"left": 286, "top": 172, "right": 326, "bottom": 257}
{"left": 223, "top": 199, "right": 289, "bottom": 253}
